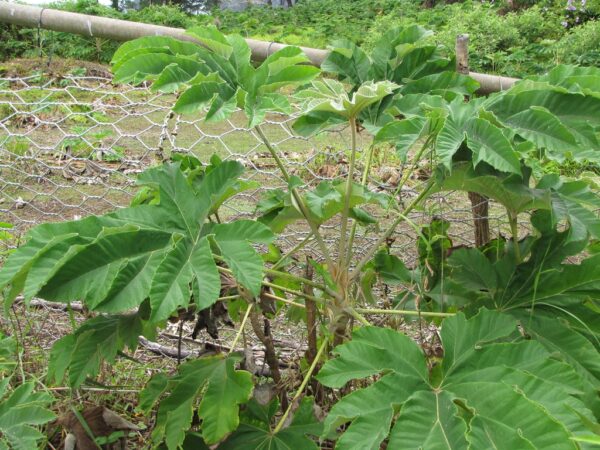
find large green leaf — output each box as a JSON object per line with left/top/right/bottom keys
{"left": 465, "top": 117, "right": 520, "bottom": 174}
{"left": 111, "top": 36, "right": 203, "bottom": 68}
{"left": 509, "top": 311, "right": 600, "bottom": 417}
{"left": 495, "top": 106, "right": 579, "bottom": 158}
{"left": 0, "top": 381, "right": 55, "bottom": 450}
{"left": 485, "top": 87, "right": 600, "bottom": 162}
{"left": 318, "top": 309, "right": 592, "bottom": 450}
{"left": 433, "top": 163, "right": 549, "bottom": 216}
{"left": 257, "top": 181, "right": 390, "bottom": 231}
{"left": 322, "top": 39, "right": 370, "bottom": 85}
{"left": 295, "top": 79, "right": 398, "bottom": 120}
{"left": 0, "top": 160, "right": 271, "bottom": 321}
{"left": 140, "top": 354, "right": 253, "bottom": 448}
{"left": 375, "top": 116, "right": 429, "bottom": 161}
{"left": 0, "top": 335, "right": 16, "bottom": 375}
{"left": 47, "top": 312, "right": 148, "bottom": 387}
{"left": 401, "top": 71, "right": 480, "bottom": 98}
{"left": 113, "top": 53, "right": 204, "bottom": 85}
{"left": 537, "top": 175, "right": 600, "bottom": 242}
{"left": 112, "top": 27, "right": 319, "bottom": 127}
{"left": 219, "top": 397, "right": 322, "bottom": 450}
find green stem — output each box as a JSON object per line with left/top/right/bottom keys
{"left": 389, "top": 136, "right": 432, "bottom": 212}
{"left": 349, "top": 179, "right": 436, "bottom": 281}
{"left": 262, "top": 292, "right": 306, "bottom": 309}
{"left": 265, "top": 267, "right": 326, "bottom": 292}
{"left": 273, "top": 337, "right": 328, "bottom": 434}
{"left": 254, "top": 124, "right": 335, "bottom": 270}
{"left": 338, "top": 116, "right": 358, "bottom": 268}
{"left": 348, "top": 307, "right": 371, "bottom": 326}
{"left": 271, "top": 232, "right": 313, "bottom": 271}
{"left": 355, "top": 307, "right": 455, "bottom": 318}
{"left": 262, "top": 280, "right": 323, "bottom": 303}
{"left": 345, "top": 143, "right": 376, "bottom": 264}
{"left": 228, "top": 303, "right": 253, "bottom": 355}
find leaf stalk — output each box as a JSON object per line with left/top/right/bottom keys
{"left": 272, "top": 337, "right": 328, "bottom": 434}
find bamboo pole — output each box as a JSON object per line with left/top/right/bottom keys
{"left": 456, "top": 34, "right": 490, "bottom": 247}
{"left": 0, "top": 1, "right": 518, "bottom": 94}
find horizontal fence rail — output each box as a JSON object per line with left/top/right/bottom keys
{"left": 0, "top": 1, "right": 519, "bottom": 94}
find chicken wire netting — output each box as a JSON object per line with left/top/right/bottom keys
{"left": 0, "top": 73, "right": 514, "bottom": 263}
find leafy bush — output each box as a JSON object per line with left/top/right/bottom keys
{"left": 1, "top": 25, "right": 600, "bottom": 449}
{"left": 556, "top": 19, "right": 600, "bottom": 65}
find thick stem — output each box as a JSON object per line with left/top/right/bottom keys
{"left": 273, "top": 337, "right": 328, "bottom": 434}
{"left": 348, "top": 307, "right": 371, "bottom": 326}
{"left": 261, "top": 292, "right": 305, "bottom": 309}
{"left": 332, "top": 314, "right": 350, "bottom": 347}
{"left": 469, "top": 192, "right": 490, "bottom": 246}
{"left": 349, "top": 179, "right": 436, "bottom": 281}
{"left": 249, "top": 309, "right": 288, "bottom": 410}
{"left": 338, "top": 116, "right": 358, "bottom": 268}
{"left": 254, "top": 124, "right": 335, "bottom": 269}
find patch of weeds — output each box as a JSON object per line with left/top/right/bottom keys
{"left": 2, "top": 136, "right": 30, "bottom": 158}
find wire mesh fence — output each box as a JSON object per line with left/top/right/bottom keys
{"left": 0, "top": 73, "right": 516, "bottom": 266}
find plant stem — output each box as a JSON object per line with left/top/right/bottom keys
{"left": 345, "top": 143, "right": 376, "bottom": 264}
{"left": 349, "top": 179, "right": 435, "bottom": 281}
{"left": 249, "top": 308, "right": 287, "bottom": 410}
{"left": 349, "top": 307, "right": 371, "bottom": 326}
{"left": 273, "top": 337, "right": 328, "bottom": 434}
{"left": 390, "top": 136, "right": 432, "bottom": 205}
{"left": 262, "top": 280, "right": 322, "bottom": 303}
{"left": 254, "top": 124, "right": 335, "bottom": 269}
{"left": 338, "top": 116, "right": 358, "bottom": 269}
{"left": 264, "top": 267, "right": 325, "bottom": 291}
{"left": 262, "top": 292, "right": 306, "bottom": 309}
{"left": 271, "top": 232, "right": 313, "bottom": 271}
{"left": 355, "top": 307, "right": 455, "bottom": 318}
{"left": 228, "top": 303, "right": 253, "bottom": 355}
{"left": 218, "top": 295, "right": 241, "bottom": 301}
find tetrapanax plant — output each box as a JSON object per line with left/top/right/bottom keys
{"left": 2, "top": 25, "right": 600, "bottom": 450}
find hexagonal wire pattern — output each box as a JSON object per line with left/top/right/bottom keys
{"left": 0, "top": 74, "right": 520, "bottom": 266}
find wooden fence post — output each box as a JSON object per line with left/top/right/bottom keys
{"left": 456, "top": 34, "right": 490, "bottom": 247}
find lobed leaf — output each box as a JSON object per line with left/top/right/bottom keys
{"left": 318, "top": 309, "right": 593, "bottom": 449}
